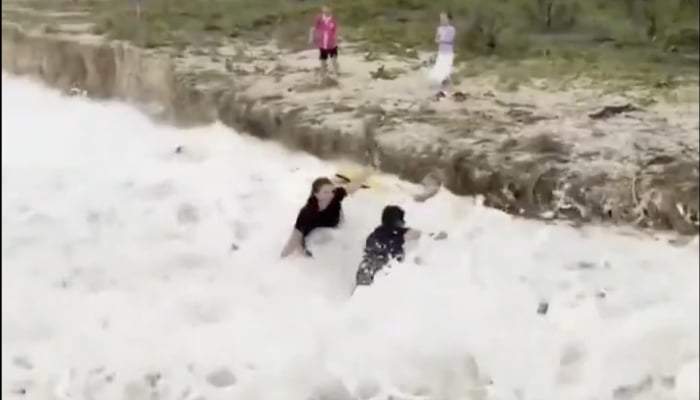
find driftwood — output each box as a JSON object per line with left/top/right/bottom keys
{"left": 453, "top": 91, "right": 468, "bottom": 102}
{"left": 588, "top": 103, "right": 641, "bottom": 120}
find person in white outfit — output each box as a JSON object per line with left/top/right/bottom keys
{"left": 428, "top": 11, "right": 456, "bottom": 97}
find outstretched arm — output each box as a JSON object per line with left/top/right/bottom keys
{"left": 308, "top": 26, "right": 316, "bottom": 45}
{"left": 282, "top": 209, "right": 310, "bottom": 258}
{"left": 405, "top": 228, "right": 446, "bottom": 242}
{"left": 343, "top": 168, "right": 374, "bottom": 195}
{"left": 281, "top": 229, "right": 304, "bottom": 258}
{"left": 405, "top": 228, "right": 422, "bottom": 241}
{"left": 309, "top": 16, "right": 318, "bottom": 45}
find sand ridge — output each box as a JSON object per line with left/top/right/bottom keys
{"left": 2, "top": 5, "right": 698, "bottom": 233}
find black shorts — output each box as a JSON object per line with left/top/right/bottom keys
{"left": 319, "top": 47, "right": 338, "bottom": 61}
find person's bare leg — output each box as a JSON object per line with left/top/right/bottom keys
{"left": 331, "top": 57, "right": 339, "bottom": 76}
{"left": 319, "top": 59, "right": 328, "bottom": 81}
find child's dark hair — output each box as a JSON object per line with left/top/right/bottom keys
{"left": 381, "top": 205, "right": 406, "bottom": 228}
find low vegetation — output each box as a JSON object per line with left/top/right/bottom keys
{"left": 13, "top": 0, "right": 700, "bottom": 80}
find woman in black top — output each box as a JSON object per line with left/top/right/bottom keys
{"left": 281, "top": 170, "right": 372, "bottom": 258}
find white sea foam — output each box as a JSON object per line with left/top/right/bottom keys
{"left": 2, "top": 74, "right": 698, "bottom": 400}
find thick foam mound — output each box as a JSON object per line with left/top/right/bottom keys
{"left": 2, "top": 74, "right": 698, "bottom": 400}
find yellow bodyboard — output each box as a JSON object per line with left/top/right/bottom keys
{"left": 334, "top": 165, "right": 389, "bottom": 191}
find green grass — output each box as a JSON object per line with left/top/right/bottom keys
{"left": 11, "top": 0, "right": 700, "bottom": 82}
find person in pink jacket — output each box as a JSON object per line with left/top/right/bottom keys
{"left": 309, "top": 6, "right": 339, "bottom": 79}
